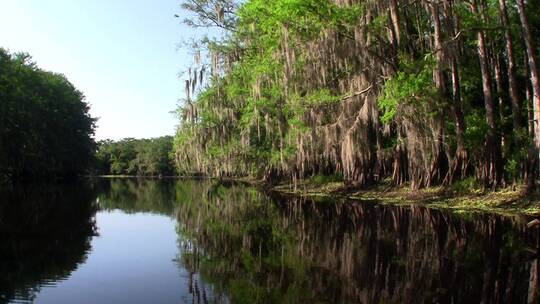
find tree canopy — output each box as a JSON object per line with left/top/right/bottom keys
{"left": 0, "top": 49, "right": 96, "bottom": 181}
{"left": 174, "top": 0, "right": 540, "bottom": 190}
{"left": 95, "top": 136, "right": 176, "bottom": 176}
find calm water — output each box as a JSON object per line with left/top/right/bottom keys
{"left": 0, "top": 179, "right": 539, "bottom": 303}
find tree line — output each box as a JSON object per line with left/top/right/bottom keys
{"left": 174, "top": 0, "right": 540, "bottom": 191}
{"left": 95, "top": 136, "right": 176, "bottom": 176}
{"left": 0, "top": 49, "right": 177, "bottom": 181}
{"left": 0, "top": 49, "right": 96, "bottom": 182}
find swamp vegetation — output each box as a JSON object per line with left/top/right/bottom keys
{"left": 174, "top": 0, "right": 540, "bottom": 195}
{"left": 3, "top": 1, "right": 540, "bottom": 303}
{"left": 94, "top": 136, "right": 176, "bottom": 177}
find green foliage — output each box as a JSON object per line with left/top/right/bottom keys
{"left": 303, "top": 88, "right": 341, "bottom": 106}
{"left": 450, "top": 177, "right": 480, "bottom": 193}
{"left": 0, "top": 49, "right": 96, "bottom": 181}
{"left": 310, "top": 173, "right": 343, "bottom": 185}
{"left": 95, "top": 136, "right": 176, "bottom": 176}
{"left": 175, "top": 0, "right": 540, "bottom": 188}
{"left": 378, "top": 58, "right": 437, "bottom": 124}
{"left": 175, "top": 0, "right": 366, "bottom": 178}
{"left": 463, "top": 110, "right": 488, "bottom": 151}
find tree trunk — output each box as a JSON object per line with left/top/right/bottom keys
{"left": 517, "top": 0, "right": 540, "bottom": 192}
{"left": 493, "top": 54, "right": 506, "bottom": 153}
{"left": 393, "top": 128, "right": 408, "bottom": 185}
{"left": 471, "top": 0, "right": 502, "bottom": 188}
{"left": 443, "top": 0, "right": 468, "bottom": 183}
{"left": 427, "top": 1, "right": 448, "bottom": 186}
{"left": 389, "top": 0, "right": 401, "bottom": 46}
{"left": 447, "top": 57, "right": 469, "bottom": 183}
{"left": 430, "top": 2, "right": 445, "bottom": 93}
{"left": 528, "top": 80, "right": 535, "bottom": 136}
{"left": 498, "top": 0, "right": 522, "bottom": 130}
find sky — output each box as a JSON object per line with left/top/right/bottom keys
{"left": 0, "top": 0, "right": 196, "bottom": 140}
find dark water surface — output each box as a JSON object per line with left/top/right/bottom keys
{"left": 1, "top": 179, "right": 539, "bottom": 303}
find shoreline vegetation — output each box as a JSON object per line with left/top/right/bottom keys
{"left": 3, "top": 1, "right": 540, "bottom": 221}
{"left": 0, "top": 49, "right": 95, "bottom": 182}
{"left": 90, "top": 2, "right": 540, "bottom": 219}
{"left": 268, "top": 178, "right": 540, "bottom": 217}
{"left": 89, "top": 175, "right": 540, "bottom": 217}
{"left": 172, "top": 0, "right": 540, "bottom": 219}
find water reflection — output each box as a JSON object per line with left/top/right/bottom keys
{"left": 0, "top": 183, "right": 98, "bottom": 303}
{"left": 176, "top": 181, "right": 540, "bottom": 304}
{"left": 96, "top": 178, "right": 178, "bottom": 216}
{"left": 1, "top": 179, "right": 539, "bottom": 303}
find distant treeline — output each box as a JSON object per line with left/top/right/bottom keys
{"left": 95, "top": 136, "right": 176, "bottom": 176}
{"left": 0, "top": 48, "right": 179, "bottom": 181}
{"left": 0, "top": 49, "right": 96, "bottom": 182}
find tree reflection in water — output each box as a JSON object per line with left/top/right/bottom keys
{"left": 176, "top": 180, "right": 540, "bottom": 304}
{"left": 97, "top": 178, "right": 228, "bottom": 304}
{"left": 1, "top": 179, "right": 537, "bottom": 304}
{"left": 0, "top": 183, "right": 98, "bottom": 304}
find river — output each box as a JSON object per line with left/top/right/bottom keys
{"left": 0, "top": 178, "right": 538, "bottom": 303}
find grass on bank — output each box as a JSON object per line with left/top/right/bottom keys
{"left": 270, "top": 175, "right": 540, "bottom": 217}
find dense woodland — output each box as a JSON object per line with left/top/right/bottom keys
{"left": 95, "top": 136, "right": 176, "bottom": 176}
{"left": 0, "top": 49, "right": 96, "bottom": 182}
{"left": 0, "top": 47, "right": 176, "bottom": 181}
{"left": 174, "top": 0, "right": 540, "bottom": 191}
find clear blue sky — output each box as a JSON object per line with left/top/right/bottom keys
{"left": 0, "top": 0, "right": 195, "bottom": 140}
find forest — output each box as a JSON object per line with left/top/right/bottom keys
{"left": 0, "top": 48, "right": 96, "bottom": 182}
{"left": 174, "top": 0, "right": 540, "bottom": 192}
{"left": 0, "top": 49, "right": 176, "bottom": 181}
{"left": 94, "top": 136, "right": 176, "bottom": 176}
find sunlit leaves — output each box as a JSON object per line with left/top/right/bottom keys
{"left": 379, "top": 58, "right": 437, "bottom": 124}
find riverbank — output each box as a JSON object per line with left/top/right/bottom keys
{"left": 93, "top": 175, "right": 205, "bottom": 179}
{"left": 264, "top": 177, "right": 540, "bottom": 217}
{"left": 90, "top": 175, "right": 540, "bottom": 217}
